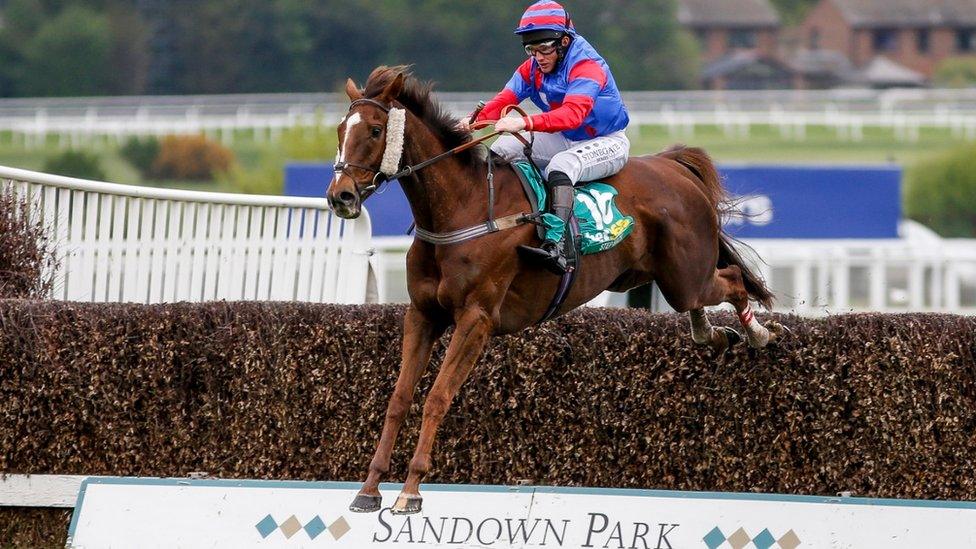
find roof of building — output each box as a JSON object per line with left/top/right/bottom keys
{"left": 790, "top": 48, "right": 856, "bottom": 76}
{"left": 830, "top": 0, "right": 976, "bottom": 28}
{"left": 701, "top": 51, "right": 793, "bottom": 79}
{"left": 677, "top": 0, "right": 781, "bottom": 28}
{"left": 854, "top": 56, "right": 928, "bottom": 86}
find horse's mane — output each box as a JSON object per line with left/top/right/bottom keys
{"left": 364, "top": 65, "right": 478, "bottom": 163}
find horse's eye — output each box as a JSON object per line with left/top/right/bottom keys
{"left": 370, "top": 126, "right": 382, "bottom": 138}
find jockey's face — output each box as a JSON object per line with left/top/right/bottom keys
{"left": 527, "top": 35, "right": 570, "bottom": 74}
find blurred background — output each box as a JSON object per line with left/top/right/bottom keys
{"left": 1, "top": 0, "right": 975, "bottom": 314}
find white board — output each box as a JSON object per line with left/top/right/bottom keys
{"left": 67, "top": 477, "right": 976, "bottom": 548}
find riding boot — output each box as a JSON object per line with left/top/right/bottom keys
{"left": 518, "top": 170, "right": 574, "bottom": 275}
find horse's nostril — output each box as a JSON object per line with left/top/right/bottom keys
{"left": 339, "top": 191, "right": 357, "bottom": 204}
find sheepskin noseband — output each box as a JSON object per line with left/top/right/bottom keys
{"left": 380, "top": 107, "right": 406, "bottom": 176}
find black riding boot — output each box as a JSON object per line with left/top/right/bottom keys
{"left": 518, "top": 171, "right": 573, "bottom": 275}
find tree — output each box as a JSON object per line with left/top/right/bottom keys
{"left": 104, "top": 5, "right": 151, "bottom": 95}
{"left": 374, "top": 0, "right": 524, "bottom": 91}
{"left": 570, "top": 0, "right": 699, "bottom": 90}
{"left": 170, "top": 0, "right": 314, "bottom": 93}
{"left": 19, "top": 5, "right": 113, "bottom": 96}
{"left": 0, "top": 0, "right": 47, "bottom": 96}
{"left": 0, "top": 0, "right": 705, "bottom": 95}
{"left": 299, "top": 0, "right": 701, "bottom": 92}
{"left": 302, "top": 0, "right": 394, "bottom": 91}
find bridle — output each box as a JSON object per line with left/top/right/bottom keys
{"left": 333, "top": 98, "right": 403, "bottom": 200}
{"left": 335, "top": 97, "right": 542, "bottom": 245}
{"left": 335, "top": 98, "right": 534, "bottom": 203}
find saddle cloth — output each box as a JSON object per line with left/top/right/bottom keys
{"left": 511, "top": 160, "right": 634, "bottom": 255}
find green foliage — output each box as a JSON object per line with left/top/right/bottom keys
{"left": 218, "top": 119, "right": 339, "bottom": 195}
{"left": 218, "top": 159, "right": 285, "bottom": 196}
{"left": 570, "top": 0, "right": 699, "bottom": 90}
{"left": 2, "top": 0, "right": 47, "bottom": 42}
{"left": 280, "top": 119, "right": 340, "bottom": 162}
{"left": 104, "top": 5, "right": 151, "bottom": 94}
{"left": 933, "top": 57, "right": 976, "bottom": 88}
{"left": 171, "top": 0, "right": 314, "bottom": 94}
{"left": 0, "top": 37, "right": 22, "bottom": 97}
{"left": 904, "top": 144, "right": 976, "bottom": 237}
{"left": 0, "top": 0, "right": 701, "bottom": 96}
{"left": 119, "top": 136, "right": 160, "bottom": 178}
{"left": 19, "top": 5, "right": 113, "bottom": 96}
{"left": 42, "top": 149, "right": 107, "bottom": 180}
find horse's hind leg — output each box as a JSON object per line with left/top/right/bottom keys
{"left": 698, "top": 265, "right": 783, "bottom": 349}
{"left": 350, "top": 305, "right": 446, "bottom": 513}
{"left": 689, "top": 308, "right": 741, "bottom": 352}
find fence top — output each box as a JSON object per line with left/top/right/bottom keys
{"left": 3, "top": 88, "right": 976, "bottom": 119}
{"left": 0, "top": 164, "right": 336, "bottom": 209}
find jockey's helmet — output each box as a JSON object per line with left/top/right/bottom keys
{"left": 515, "top": 1, "right": 574, "bottom": 45}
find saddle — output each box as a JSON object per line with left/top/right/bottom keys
{"left": 509, "top": 160, "right": 634, "bottom": 257}
{"left": 508, "top": 159, "right": 635, "bottom": 321}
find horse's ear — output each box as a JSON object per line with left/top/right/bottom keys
{"left": 345, "top": 78, "right": 363, "bottom": 101}
{"left": 380, "top": 73, "right": 404, "bottom": 103}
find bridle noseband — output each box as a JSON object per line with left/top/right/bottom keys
{"left": 334, "top": 98, "right": 403, "bottom": 200}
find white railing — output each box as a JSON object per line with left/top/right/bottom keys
{"left": 3, "top": 88, "right": 976, "bottom": 147}
{"left": 1, "top": 165, "right": 377, "bottom": 304}
{"left": 748, "top": 229, "right": 976, "bottom": 315}
{"left": 372, "top": 222, "right": 976, "bottom": 316}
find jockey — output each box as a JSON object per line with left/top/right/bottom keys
{"left": 461, "top": 0, "right": 630, "bottom": 274}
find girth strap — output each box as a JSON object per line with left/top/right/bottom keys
{"left": 414, "top": 212, "right": 528, "bottom": 245}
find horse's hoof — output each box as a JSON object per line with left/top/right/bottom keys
{"left": 766, "top": 321, "right": 789, "bottom": 343}
{"left": 719, "top": 326, "right": 742, "bottom": 348}
{"left": 349, "top": 493, "right": 382, "bottom": 513}
{"left": 710, "top": 326, "right": 741, "bottom": 354}
{"left": 391, "top": 493, "right": 423, "bottom": 515}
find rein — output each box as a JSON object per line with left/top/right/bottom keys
{"left": 339, "top": 98, "right": 537, "bottom": 245}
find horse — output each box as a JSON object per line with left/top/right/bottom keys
{"left": 326, "top": 65, "right": 783, "bottom": 515}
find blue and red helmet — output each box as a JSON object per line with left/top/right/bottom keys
{"left": 515, "top": 1, "right": 574, "bottom": 44}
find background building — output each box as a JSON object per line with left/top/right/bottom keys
{"left": 798, "top": 0, "right": 976, "bottom": 85}
{"left": 677, "top": 0, "right": 788, "bottom": 89}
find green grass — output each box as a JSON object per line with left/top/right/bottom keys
{"left": 629, "top": 124, "right": 966, "bottom": 166}
{"left": 0, "top": 124, "right": 967, "bottom": 194}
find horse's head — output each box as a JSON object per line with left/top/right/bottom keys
{"left": 327, "top": 73, "right": 405, "bottom": 219}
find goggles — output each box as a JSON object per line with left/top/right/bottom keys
{"left": 524, "top": 40, "right": 558, "bottom": 57}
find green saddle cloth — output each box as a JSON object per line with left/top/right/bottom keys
{"left": 512, "top": 161, "right": 634, "bottom": 255}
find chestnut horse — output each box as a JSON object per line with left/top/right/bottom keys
{"left": 327, "top": 66, "right": 782, "bottom": 515}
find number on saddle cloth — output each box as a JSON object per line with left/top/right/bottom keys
{"left": 511, "top": 161, "right": 635, "bottom": 255}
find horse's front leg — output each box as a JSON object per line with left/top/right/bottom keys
{"left": 349, "top": 305, "right": 446, "bottom": 513}
{"left": 392, "top": 305, "right": 493, "bottom": 514}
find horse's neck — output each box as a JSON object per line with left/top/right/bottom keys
{"left": 400, "top": 119, "right": 488, "bottom": 232}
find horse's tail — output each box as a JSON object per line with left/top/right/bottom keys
{"left": 660, "top": 145, "right": 775, "bottom": 310}
{"left": 659, "top": 144, "right": 726, "bottom": 209}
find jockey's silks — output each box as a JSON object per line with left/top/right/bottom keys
{"left": 478, "top": 34, "right": 630, "bottom": 142}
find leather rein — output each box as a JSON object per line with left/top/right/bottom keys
{"left": 336, "top": 98, "right": 539, "bottom": 245}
